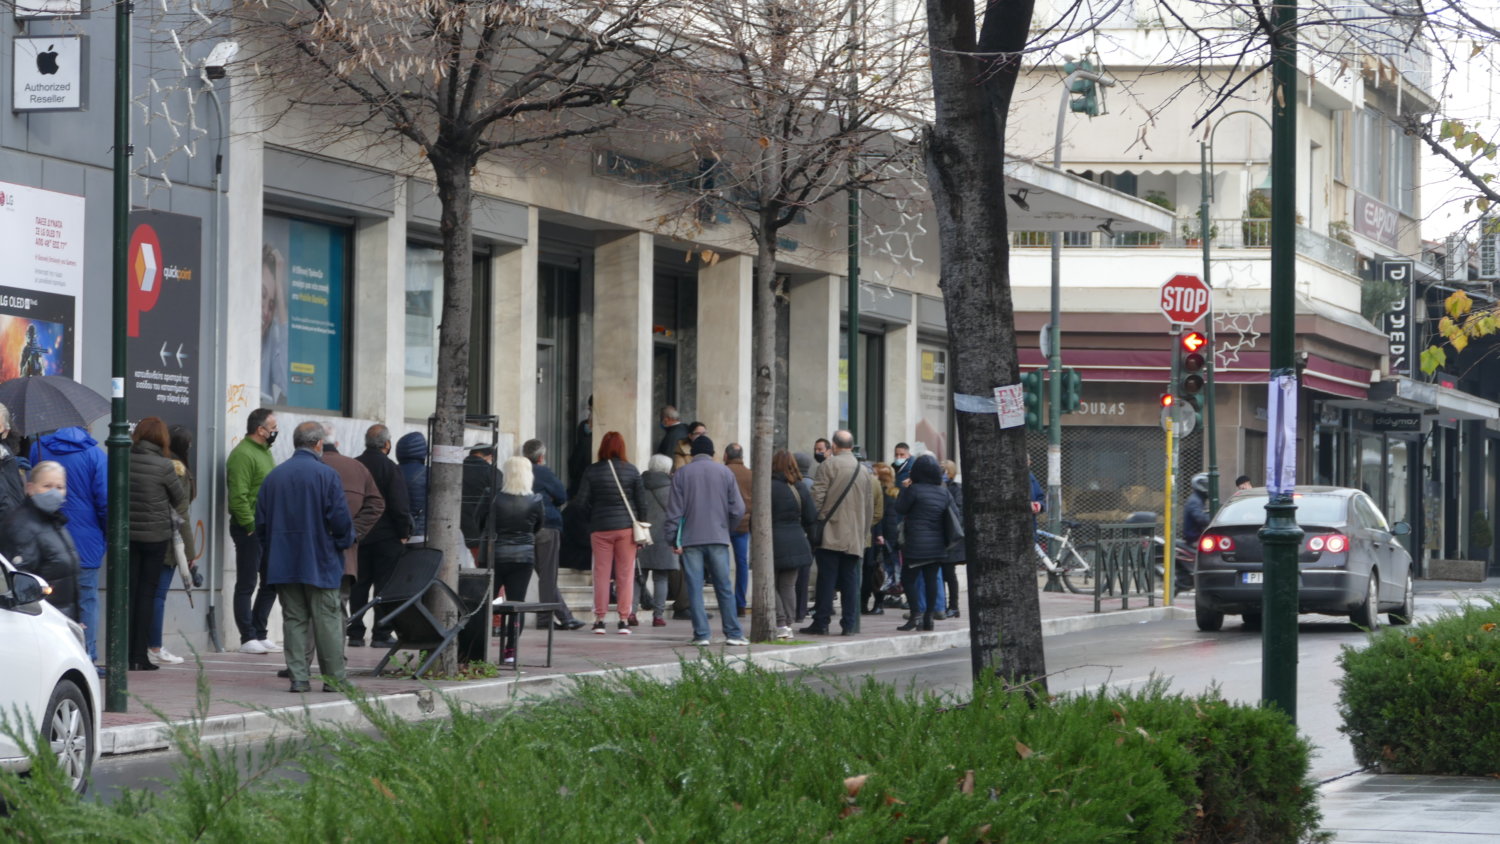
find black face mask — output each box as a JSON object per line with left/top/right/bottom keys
{"left": 814, "top": 452, "right": 826, "bottom": 463}
{"left": 264, "top": 428, "right": 279, "bottom": 447}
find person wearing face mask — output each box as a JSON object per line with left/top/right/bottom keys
{"left": 891, "top": 442, "right": 913, "bottom": 488}
{"left": 228, "top": 407, "right": 282, "bottom": 655}
{"left": 0, "top": 461, "right": 81, "bottom": 624}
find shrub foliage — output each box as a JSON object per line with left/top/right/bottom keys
{"left": 1338, "top": 597, "right": 1500, "bottom": 776}
{"left": 2, "top": 660, "right": 1325, "bottom": 842}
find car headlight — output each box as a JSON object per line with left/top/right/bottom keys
{"left": 66, "top": 617, "right": 86, "bottom": 650}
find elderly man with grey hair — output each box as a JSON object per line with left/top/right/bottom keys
{"left": 256, "top": 421, "right": 354, "bottom": 693}
{"left": 523, "top": 438, "right": 583, "bottom": 630}
{"left": 0, "top": 402, "right": 26, "bottom": 524}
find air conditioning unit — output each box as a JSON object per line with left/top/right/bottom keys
{"left": 1479, "top": 231, "right": 1500, "bottom": 280}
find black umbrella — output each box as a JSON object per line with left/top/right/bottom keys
{"left": 0, "top": 376, "right": 111, "bottom": 436}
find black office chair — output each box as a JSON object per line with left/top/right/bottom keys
{"left": 350, "top": 547, "right": 483, "bottom": 679}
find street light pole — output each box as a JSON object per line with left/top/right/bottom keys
{"left": 1260, "top": 0, "right": 1303, "bottom": 722}
{"left": 104, "top": 0, "right": 135, "bottom": 713}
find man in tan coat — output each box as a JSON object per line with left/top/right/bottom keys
{"left": 320, "top": 426, "right": 384, "bottom": 636}
{"left": 802, "top": 430, "right": 873, "bottom": 635}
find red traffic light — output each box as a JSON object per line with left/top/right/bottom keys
{"left": 1160, "top": 393, "right": 1175, "bottom": 408}
{"left": 1181, "top": 331, "right": 1207, "bottom": 354}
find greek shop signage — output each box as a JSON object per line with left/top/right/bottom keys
{"left": 12, "top": 36, "right": 86, "bottom": 112}
{"left": 1381, "top": 260, "right": 1415, "bottom": 377}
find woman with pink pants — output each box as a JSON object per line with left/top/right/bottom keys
{"left": 573, "top": 431, "right": 646, "bottom": 634}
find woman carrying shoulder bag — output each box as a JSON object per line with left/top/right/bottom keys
{"left": 575, "top": 431, "right": 646, "bottom": 635}
{"left": 769, "top": 450, "right": 816, "bottom": 640}
{"left": 126, "top": 417, "right": 188, "bottom": 670}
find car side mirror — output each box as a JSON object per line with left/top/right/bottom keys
{"left": 1391, "top": 521, "right": 1412, "bottom": 537}
{"left": 3, "top": 570, "right": 49, "bottom": 609}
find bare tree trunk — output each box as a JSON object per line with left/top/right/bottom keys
{"left": 749, "top": 218, "right": 780, "bottom": 642}
{"left": 924, "top": 0, "right": 1046, "bottom": 690}
{"left": 426, "top": 148, "right": 475, "bottom": 673}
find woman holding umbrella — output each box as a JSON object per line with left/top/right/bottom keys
{"left": 127, "top": 417, "right": 188, "bottom": 671}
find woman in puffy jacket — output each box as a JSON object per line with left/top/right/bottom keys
{"left": 636, "top": 454, "right": 678, "bottom": 627}
{"left": 770, "top": 450, "right": 816, "bottom": 640}
{"left": 573, "top": 431, "right": 645, "bottom": 635}
{"left": 127, "top": 417, "right": 188, "bottom": 670}
{"left": 940, "top": 459, "right": 965, "bottom": 618}
{"left": 0, "top": 461, "right": 80, "bottom": 623}
{"left": 488, "top": 455, "right": 544, "bottom": 663}
{"left": 892, "top": 454, "right": 950, "bottom": 632}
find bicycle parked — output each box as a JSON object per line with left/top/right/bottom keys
{"left": 1032, "top": 520, "right": 1094, "bottom": 594}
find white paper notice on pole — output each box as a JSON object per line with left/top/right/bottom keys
{"left": 0, "top": 181, "right": 84, "bottom": 379}
{"left": 1265, "top": 373, "right": 1298, "bottom": 496}
{"left": 431, "top": 444, "right": 468, "bottom": 465}
{"left": 994, "top": 383, "right": 1025, "bottom": 429}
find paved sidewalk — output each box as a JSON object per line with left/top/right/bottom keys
{"left": 100, "top": 585, "right": 1177, "bottom": 755}
{"left": 1319, "top": 773, "right": 1500, "bottom": 842}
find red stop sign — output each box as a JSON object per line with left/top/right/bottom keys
{"left": 1160, "top": 274, "right": 1211, "bottom": 325}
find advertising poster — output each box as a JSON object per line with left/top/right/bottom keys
{"left": 262, "top": 215, "right": 346, "bottom": 411}
{"left": 127, "top": 210, "right": 201, "bottom": 444}
{"left": 0, "top": 180, "right": 83, "bottom": 382}
{"left": 915, "top": 344, "right": 949, "bottom": 462}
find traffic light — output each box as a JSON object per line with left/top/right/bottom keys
{"left": 1180, "top": 331, "right": 1207, "bottom": 397}
{"left": 1059, "top": 367, "right": 1083, "bottom": 414}
{"left": 1160, "top": 393, "right": 1175, "bottom": 408}
{"left": 1064, "top": 59, "right": 1101, "bottom": 117}
{"left": 1022, "top": 369, "right": 1046, "bottom": 432}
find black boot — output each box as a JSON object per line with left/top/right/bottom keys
{"left": 896, "top": 616, "right": 920, "bottom": 631}
{"left": 920, "top": 612, "right": 935, "bottom": 631}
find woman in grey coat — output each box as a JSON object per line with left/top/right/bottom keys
{"left": 636, "top": 454, "right": 678, "bottom": 626}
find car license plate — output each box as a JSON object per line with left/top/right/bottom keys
{"left": 1242, "top": 572, "right": 1263, "bottom": 584}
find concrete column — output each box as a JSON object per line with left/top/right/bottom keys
{"left": 592, "top": 231, "right": 654, "bottom": 461}
{"left": 884, "top": 305, "right": 919, "bottom": 458}
{"left": 697, "top": 254, "right": 754, "bottom": 460}
{"left": 492, "top": 206, "right": 540, "bottom": 453}
{"left": 351, "top": 178, "right": 406, "bottom": 426}
{"left": 788, "top": 274, "right": 840, "bottom": 452}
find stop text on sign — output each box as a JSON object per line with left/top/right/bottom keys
{"left": 1159, "top": 273, "right": 1212, "bottom": 325}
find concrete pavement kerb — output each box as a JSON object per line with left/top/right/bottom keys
{"left": 100, "top": 604, "right": 1191, "bottom": 757}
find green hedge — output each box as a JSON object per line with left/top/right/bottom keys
{"left": 1338, "top": 596, "right": 1500, "bottom": 776}
{"left": 3, "top": 661, "right": 1325, "bottom": 842}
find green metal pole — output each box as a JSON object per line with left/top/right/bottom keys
{"left": 104, "top": 0, "right": 135, "bottom": 712}
{"left": 1260, "top": 0, "right": 1303, "bottom": 722}
{"left": 1199, "top": 143, "right": 1220, "bottom": 515}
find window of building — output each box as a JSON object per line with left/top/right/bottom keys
{"left": 1331, "top": 111, "right": 1346, "bottom": 183}
{"left": 261, "top": 214, "right": 351, "bottom": 412}
{"left": 1353, "top": 107, "right": 1415, "bottom": 214}
{"left": 403, "top": 244, "right": 491, "bottom": 420}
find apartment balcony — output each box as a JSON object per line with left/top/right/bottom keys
{"left": 1011, "top": 217, "right": 1359, "bottom": 275}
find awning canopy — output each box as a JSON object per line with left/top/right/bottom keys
{"left": 1368, "top": 377, "right": 1500, "bottom": 421}
{"left": 1003, "top": 160, "right": 1176, "bottom": 233}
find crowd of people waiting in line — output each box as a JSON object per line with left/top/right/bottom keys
{"left": 0, "top": 398, "right": 970, "bottom": 691}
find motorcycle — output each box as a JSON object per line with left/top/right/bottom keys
{"left": 1123, "top": 511, "right": 1196, "bottom": 592}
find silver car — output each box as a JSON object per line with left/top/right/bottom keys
{"left": 1193, "top": 487, "right": 1414, "bottom": 632}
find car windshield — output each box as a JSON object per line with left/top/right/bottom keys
{"left": 1214, "top": 494, "right": 1348, "bottom": 526}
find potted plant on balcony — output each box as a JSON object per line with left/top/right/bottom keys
{"left": 1241, "top": 189, "right": 1272, "bottom": 246}
{"left": 1329, "top": 219, "right": 1356, "bottom": 246}
{"left": 1181, "top": 219, "right": 1220, "bottom": 247}
{"left": 1131, "top": 191, "right": 1174, "bottom": 246}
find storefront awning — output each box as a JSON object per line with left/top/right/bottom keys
{"left": 1368, "top": 377, "right": 1500, "bottom": 421}
{"left": 1004, "top": 160, "right": 1176, "bottom": 233}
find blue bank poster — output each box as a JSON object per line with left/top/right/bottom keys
{"left": 261, "top": 215, "right": 346, "bottom": 411}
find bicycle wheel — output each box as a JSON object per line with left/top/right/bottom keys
{"left": 1058, "top": 543, "right": 1095, "bottom": 594}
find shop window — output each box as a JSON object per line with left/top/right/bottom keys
{"left": 404, "top": 244, "right": 491, "bottom": 420}
{"left": 262, "top": 214, "right": 350, "bottom": 412}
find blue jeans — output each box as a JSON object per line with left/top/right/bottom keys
{"left": 813, "top": 549, "right": 861, "bottom": 632}
{"left": 730, "top": 532, "right": 749, "bottom": 611}
{"left": 77, "top": 566, "right": 100, "bottom": 661}
{"left": 911, "top": 569, "right": 948, "bottom": 613}
{"left": 152, "top": 561, "right": 177, "bottom": 649}
{"left": 681, "top": 544, "right": 743, "bottom": 641}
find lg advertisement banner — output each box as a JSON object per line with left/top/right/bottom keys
{"left": 0, "top": 180, "right": 83, "bottom": 381}
{"left": 262, "top": 216, "right": 347, "bottom": 411}
{"left": 127, "top": 210, "right": 202, "bottom": 441}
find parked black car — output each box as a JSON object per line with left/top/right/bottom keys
{"left": 1193, "top": 486, "right": 1414, "bottom": 632}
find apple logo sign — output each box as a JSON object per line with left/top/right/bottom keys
{"left": 36, "top": 44, "right": 60, "bottom": 76}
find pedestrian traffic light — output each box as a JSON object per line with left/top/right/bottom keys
{"left": 1022, "top": 369, "right": 1046, "bottom": 432}
{"left": 1059, "top": 367, "right": 1083, "bottom": 414}
{"left": 1180, "top": 331, "right": 1206, "bottom": 397}
{"left": 1064, "top": 59, "right": 1102, "bottom": 117}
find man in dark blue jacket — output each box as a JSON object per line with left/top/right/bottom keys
{"left": 395, "top": 431, "right": 428, "bottom": 540}
{"left": 257, "top": 422, "right": 354, "bottom": 692}
{"left": 524, "top": 438, "right": 583, "bottom": 630}
{"left": 352, "top": 424, "right": 412, "bottom": 647}
{"left": 31, "top": 426, "right": 108, "bottom": 660}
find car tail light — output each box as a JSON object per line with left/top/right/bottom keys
{"left": 1307, "top": 534, "right": 1348, "bottom": 553}
{"left": 1199, "top": 534, "right": 1234, "bottom": 553}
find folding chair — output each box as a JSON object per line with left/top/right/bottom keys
{"left": 349, "top": 547, "right": 483, "bottom": 679}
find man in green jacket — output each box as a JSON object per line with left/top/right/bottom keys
{"left": 229, "top": 408, "right": 281, "bottom": 654}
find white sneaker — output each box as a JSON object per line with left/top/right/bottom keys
{"left": 238, "top": 640, "right": 270, "bottom": 655}
{"left": 725, "top": 637, "right": 749, "bottom": 646}
{"left": 148, "top": 647, "right": 184, "bottom": 665}
{"left": 259, "top": 639, "right": 283, "bottom": 653}
{"left": 690, "top": 638, "right": 711, "bottom": 646}
{"left": 776, "top": 626, "right": 793, "bottom": 640}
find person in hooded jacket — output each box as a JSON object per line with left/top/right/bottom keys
{"left": 0, "top": 461, "right": 80, "bottom": 624}
{"left": 395, "top": 431, "right": 428, "bottom": 541}
{"left": 636, "top": 454, "right": 677, "bottom": 626}
{"left": 892, "top": 454, "right": 950, "bottom": 632}
{"left": 30, "top": 426, "right": 107, "bottom": 659}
